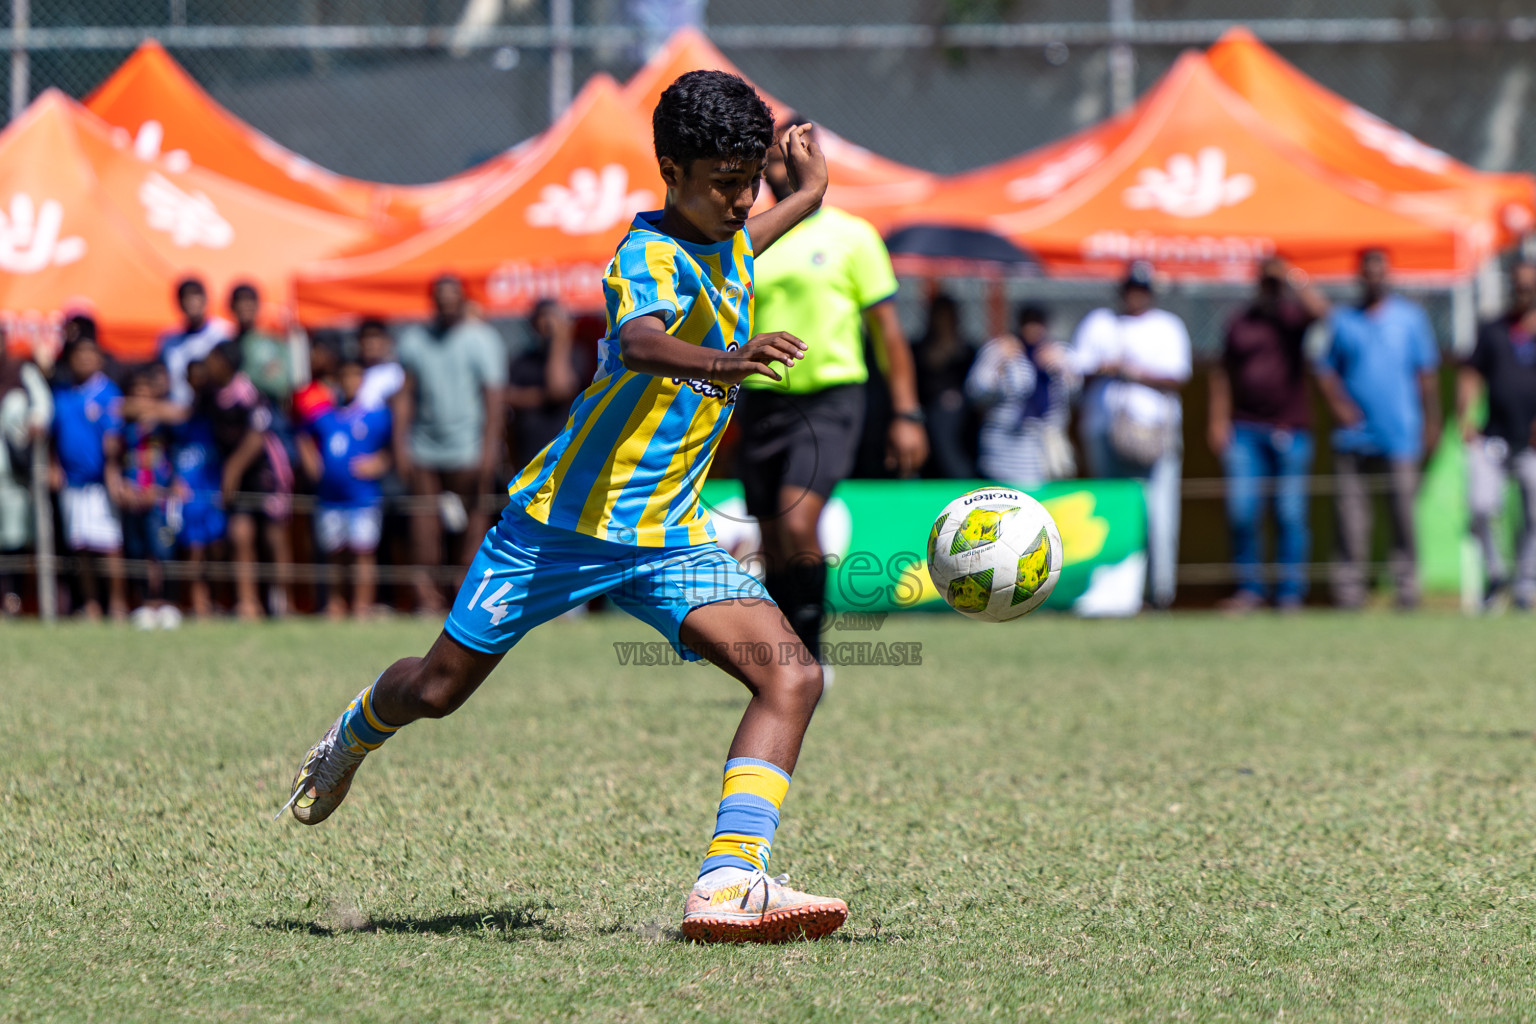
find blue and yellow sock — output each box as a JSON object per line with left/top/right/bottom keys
{"left": 698, "top": 757, "right": 792, "bottom": 880}
{"left": 337, "top": 682, "right": 402, "bottom": 754}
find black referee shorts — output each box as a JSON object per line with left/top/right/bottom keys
{"left": 735, "top": 383, "right": 865, "bottom": 520}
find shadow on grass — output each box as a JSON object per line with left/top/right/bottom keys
{"left": 257, "top": 904, "right": 561, "bottom": 941}
{"left": 597, "top": 921, "right": 898, "bottom": 945}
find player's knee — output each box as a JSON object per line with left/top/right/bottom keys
{"left": 767, "top": 657, "right": 823, "bottom": 712}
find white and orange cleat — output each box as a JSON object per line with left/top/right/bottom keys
{"left": 681, "top": 870, "right": 848, "bottom": 943}
{"left": 274, "top": 714, "right": 368, "bottom": 825}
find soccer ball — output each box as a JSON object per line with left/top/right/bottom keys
{"left": 926, "top": 487, "right": 1063, "bottom": 622}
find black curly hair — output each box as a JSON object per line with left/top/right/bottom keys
{"left": 652, "top": 69, "right": 774, "bottom": 170}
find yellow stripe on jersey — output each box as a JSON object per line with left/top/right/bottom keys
{"left": 575, "top": 377, "right": 676, "bottom": 536}
{"left": 522, "top": 370, "right": 639, "bottom": 524}
{"left": 506, "top": 211, "right": 756, "bottom": 547}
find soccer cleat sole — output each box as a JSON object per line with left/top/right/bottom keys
{"left": 680, "top": 903, "right": 848, "bottom": 944}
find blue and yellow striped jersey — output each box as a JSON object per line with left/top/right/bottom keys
{"left": 507, "top": 211, "right": 755, "bottom": 547}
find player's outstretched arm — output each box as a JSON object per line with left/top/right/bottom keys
{"left": 746, "top": 124, "right": 827, "bottom": 257}
{"left": 619, "top": 316, "right": 806, "bottom": 387}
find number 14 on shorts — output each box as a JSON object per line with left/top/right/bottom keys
{"left": 466, "top": 568, "right": 513, "bottom": 626}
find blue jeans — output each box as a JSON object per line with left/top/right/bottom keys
{"left": 1223, "top": 423, "right": 1314, "bottom": 602}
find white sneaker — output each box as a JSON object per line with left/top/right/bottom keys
{"left": 131, "top": 606, "right": 157, "bottom": 631}
{"left": 157, "top": 605, "right": 183, "bottom": 630}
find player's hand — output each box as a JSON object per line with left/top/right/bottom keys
{"left": 887, "top": 418, "right": 928, "bottom": 477}
{"left": 714, "top": 332, "right": 808, "bottom": 386}
{"left": 779, "top": 123, "right": 828, "bottom": 202}
{"left": 1033, "top": 342, "right": 1067, "bottom": 374}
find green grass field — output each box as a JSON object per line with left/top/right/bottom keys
{"left": 5, "top": 610, "right": 1536, "bottom": 1022}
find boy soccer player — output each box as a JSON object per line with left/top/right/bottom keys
{"left": 279, "top": 71, "right": 845, "bottom": 943}
{"left": 298, "top": 357, "right": 392, "bottom": 620}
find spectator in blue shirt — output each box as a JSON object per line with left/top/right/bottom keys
{"left": 120, "top": 363, "right": 180, "bottom": 629}
{"left": 50, "top": 336, "right": 127, "bottom": 621}
{"left": 299, "top": 357, "right": 392, "bottom": 620}
{"left": 1314, "top": 248, "right": 1443, "bottom": 609}
{"left": 170, "top": 376, "right": 226, "bottom": 621}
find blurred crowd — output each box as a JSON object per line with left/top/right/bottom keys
{"left": 2, "top": 248, "right": 1533, "bottom": 623}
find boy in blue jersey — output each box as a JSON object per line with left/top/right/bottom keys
{"left": 120, "top": 363, "right": 181, "bottom": 629}
{"left": 298, "top": 357, "right": 392, "bottom": 620}
{"left": 50, "top": 336, "right": 128, "bottom": 621}
{"left": 169, "top": 358, "right": 226, "bottom": 619}
{"left": 280, "top": 70, "right": 844, "bottom": 943}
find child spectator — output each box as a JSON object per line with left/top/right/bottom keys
{"left": 0, "top": 333, "right": 52, "bottom": 616}
{"left": 119, "top": 364, "right": 181, "bottom": 629}
{"left": 201, "top": 341, "right": 294, "bottom": 621}
{"left": 159, "top": 278, "right": 230, "bottom": 410}
{"left": 291, "top": 335, "right": 341, "bottom": 429}
{"left": 50, "top": 336, "right": 127, "bottom": 622}
{"left": 170, "top": 359, "right": 225, "bottom": 619}
{"left": 299, "top": 357, "right": 392, "bottom": 620}
{"left": 966, "top": 303, "right": 1078, "bottom": 487}
{"left": 353, "top": 319, "right": 405, "bottom": 412}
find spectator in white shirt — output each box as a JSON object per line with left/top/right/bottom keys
{"left": 353, "top": 318, "right": 405, "bottom": 412}
{"left": 158, "top": 278, "right": 231, "bottom": 409}
{"left": 1069, "top": 261, "right": 1193, "bottom": 609}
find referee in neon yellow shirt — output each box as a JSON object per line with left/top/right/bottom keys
{"left": 738, "top": 119, "right": 928, "bottom": 663}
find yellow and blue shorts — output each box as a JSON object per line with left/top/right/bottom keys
{"left": 445, "top": 505, "right": 768, "bottom": 658}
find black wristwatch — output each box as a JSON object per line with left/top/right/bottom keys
{"left": 895, "top": 408, "right": 926, "bottom": 425}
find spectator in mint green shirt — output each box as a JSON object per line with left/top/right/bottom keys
{"left": 229, "top": 283, "right": 291, "bottom": 406}
{"left": 394, "top": 274, "right": 507, "bottom": 611}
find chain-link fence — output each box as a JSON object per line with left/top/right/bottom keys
{"left": 1, "top": 3, "right": 1529, "bottom": 618}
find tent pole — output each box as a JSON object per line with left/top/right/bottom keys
{"left": 9, "top": 0, "right": 28, "bottom": 122}
{"left": 1451, "top": 277, "right": 1476, "bottom": 357}
{"left": 550, "top": 0, "right": 573, "bottom": 121}
{"left": 1108, "top": 0, "right": 1135, "bottom": 113}
{"left": 30, "top": 433, "right": 54, "bottom": 624}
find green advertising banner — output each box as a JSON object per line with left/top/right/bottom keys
{"left": 700, "top": 478, "right": 1149, "bottom": 615}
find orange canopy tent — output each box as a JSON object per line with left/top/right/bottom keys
{"left": 84, "top": 41, "right": 520, "bottom": 233}
{"left": 895, "top": 53, "right": 1492, "bottom": 281}
{"left": 295, "top": 74, "right": 663, "bottom": 323}
{"left": 621, "top": 28, "right": 935, "bottom": 227}
{"left": 0, "top": 90, "right": 380, "bottom": 360}
{"left": 1208, "top": 27, "right": 1536, "bottom": 245}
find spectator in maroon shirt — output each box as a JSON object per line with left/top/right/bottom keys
{"left": 1208, "top": 257, "right": 1330, "bottom": 612}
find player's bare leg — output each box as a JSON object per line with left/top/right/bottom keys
{"left": 676, "top": 598, "right": 847, "bottom": 943}
{"left": 278, "top": 632, "right": 502, "bottom": 823}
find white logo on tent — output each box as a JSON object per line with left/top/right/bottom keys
{"left": 139, "top": 172, "right": 234, "bottom": 249}
{"left": 1006, "top": 143, "right": 1103, "bottom": 203}
{"left": 1343, "top": 107, "right": 1450, "bottom": 173}
{"left": 0, "top": 193, "right": 86, "bottom": 273}
{"left": 131, "top": 121, "right": 192, "bottom": 173}
{"left": 526, "top": 165, "right": 657, "bottom": 235}
{"left": 1122, "top": 147, "right": 1255, "bottom": 218}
